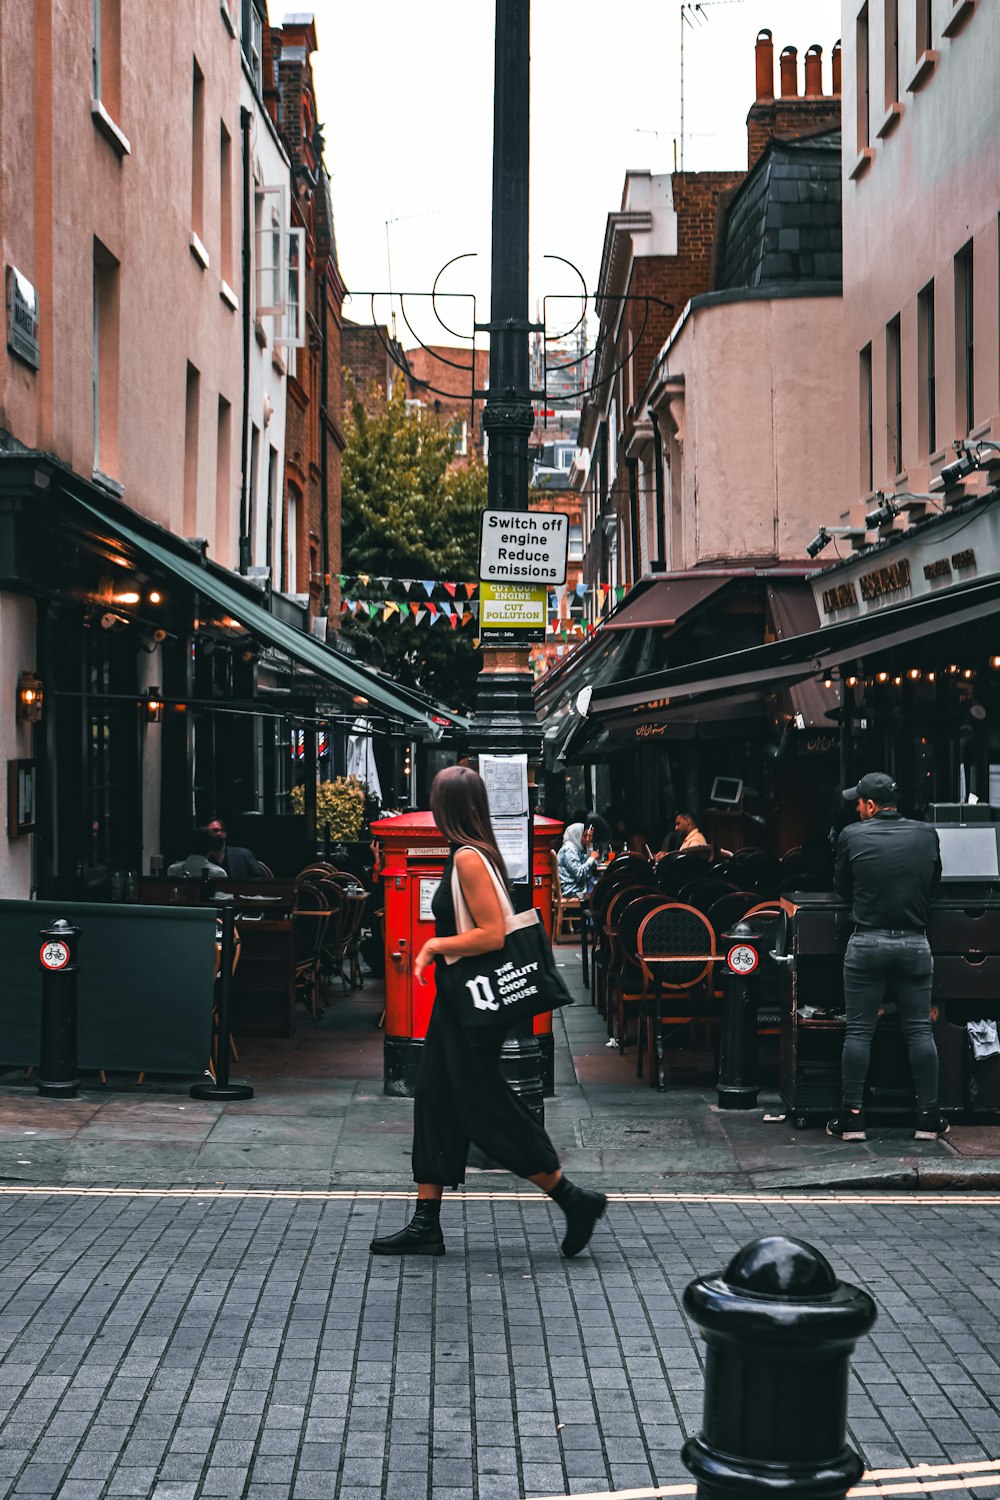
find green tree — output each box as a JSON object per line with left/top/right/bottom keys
{"left": 340, "top": 378, "right": 486, "bottom": 712}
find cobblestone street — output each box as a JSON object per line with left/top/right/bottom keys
{"left": 0, "top": 1185, "right": 998, "bottom": 1500}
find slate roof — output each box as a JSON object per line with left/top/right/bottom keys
{"left": 715, "top": 130, "right": 842, "bottom": 290}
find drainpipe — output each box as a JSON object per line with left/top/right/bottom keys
{"left": 238, "top": 105, "right": 252, "bottom": 574}
{"left": 648, "top": 408, "right": 667, "bottom": 570}
{"left": 627, "top": 457, "right": 641, "bottom": 582}
{"left": 319, "top": 268, "right": 331, "bottom": 619}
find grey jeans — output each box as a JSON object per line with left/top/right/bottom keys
{"left": 841, "top": 931, "right": 939, "bottom": 1110}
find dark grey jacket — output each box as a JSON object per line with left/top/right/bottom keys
{"left": 834, "top": 810, "right": 941, "bottom": 932}
{"left": 220, "top": 845, "right": 265, "bottom": 880}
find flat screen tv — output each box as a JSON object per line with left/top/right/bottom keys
{"left": 710, "top": 776, "right": 744, "bottom": 807}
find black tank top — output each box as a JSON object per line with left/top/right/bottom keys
{"left": 432, "top": 850, "right": 459, "bottom": 939}
{"left": 432, "top": 846, "right": 509, "bottom": 939}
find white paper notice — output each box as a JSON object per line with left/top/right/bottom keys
{"left": 480, "top": 753, "right": 529, "bottom": 818}
{"left": 494, "top": 818, "right": 530, "bottom": 885}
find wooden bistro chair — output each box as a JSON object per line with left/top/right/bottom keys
{"left": 326, "top": 884, "right": 368, "bottom": 994}
{"left": 605, "top": 893, "right": 665, "bottom": 1054}
{"left": 634, "top": 903, "right": 718, "bottom": 1091}
{"left": 550, "top": 848, "right": 582, "bottom": 943}
{"left": 595, "top": 883, "right": 657, "bottom": 1024}
{"left": 293, "top": 883, "right": 330, "bottom": 1021}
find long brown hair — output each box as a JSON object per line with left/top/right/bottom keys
{"left": 429, "top": 764, "right": 509, "bottom": 887}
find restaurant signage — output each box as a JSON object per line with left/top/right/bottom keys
{"left": 479, "top": 509, "right": 568, "bottom": 585}
{"left": 6, "top": 266, "right": 40, "bottom": 369}
{"left": 813, "top": 506, "right": 1000, "bottom": 622}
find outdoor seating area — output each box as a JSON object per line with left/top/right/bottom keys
{"left": 568, "top": 845, "right": 829, "bottom": 1091}
{"left": 136, "top": 862, "right": 376, "bottom": 1053}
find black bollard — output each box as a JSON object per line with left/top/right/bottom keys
{"left": 682, "top": 1235, "right": 877, "bottom": 1500}
{"left": 190, "top": 903, "right": 254, "bottom": 1101}
{"left": 716, "top": 917, "right": 764, "bottom": 1110}
{"left": 37, "top": 919, "right": 81, "bottom": 1098}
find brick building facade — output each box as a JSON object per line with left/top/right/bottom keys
{"left": 270, "top": 15, "right": 346, "bottom": 630}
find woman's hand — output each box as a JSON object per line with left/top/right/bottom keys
{"left": 413, "top": 940, "right": 438, "bottom": 985}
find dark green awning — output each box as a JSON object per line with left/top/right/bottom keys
{"left": 73, "top": 495, "right": 468, "bottom": 735}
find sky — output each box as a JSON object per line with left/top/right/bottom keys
{"left": 310, "top": 0, "right": 843, "bottom": 350}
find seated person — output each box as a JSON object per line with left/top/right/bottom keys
{"left": 201, "top": 815, "right": 265, "bottom": 879}
{"left": 168, "top": 827, "right": 227, "bottom": 880}
{"left": 558, "top": 823, "right": 598, "bottom": 898}
{"left": 656, "top": 810, "right": 709, "bottom": 860}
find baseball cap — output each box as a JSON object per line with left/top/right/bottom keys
{"left": 843, "top": 772, "right": 898, "bottom": 804}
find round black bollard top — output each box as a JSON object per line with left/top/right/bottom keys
{"left": 724, "top": 916, "right": 765, "bottom": 944}
{"left": 725, "top": 1235, "right": 838, "bottom": 1298}
{"left": 684, "top": 1235, "right": 877, "bottom": 1349}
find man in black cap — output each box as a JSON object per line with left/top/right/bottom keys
{"left": 827, "top": 771, "right": 948, "bottom": 1143}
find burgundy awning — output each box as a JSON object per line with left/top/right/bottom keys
{"left": 603, "top": 575, "right": 732, "bottom": 630}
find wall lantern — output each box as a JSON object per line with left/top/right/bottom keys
{"left": 16, "top": 672, "right": 43, "bottom": 723}
{"left": 145, "top": 688, "right": 164, "bottom": 724}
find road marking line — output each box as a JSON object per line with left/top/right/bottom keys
{"left": 519, "top": 1467, "right": 1000, "bottom": 1500}
{"left": 0, "top": 1184, "right": 999, "bottom": 1206}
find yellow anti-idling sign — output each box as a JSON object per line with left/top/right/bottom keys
{"left": 480, "top": 582, "right": 547, "bottom": 637}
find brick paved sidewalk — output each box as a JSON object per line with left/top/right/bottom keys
{"left": 0, "top": 945, "right": 996, "bottom": 1191}
{"left": 0, "top": 1187, "right": 998, "bottom": 1499}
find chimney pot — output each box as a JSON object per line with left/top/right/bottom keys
{"left": 755, "top": 28, "right": 774, "bottom": 101}
{"left": 831, "top": 38, "right": 842, "bottom": 94}
{"left": 804, "top": 42, "right": 823, "bottom": 96}
{"left": 779, "top": 45, "right": 799, "bottom": 98}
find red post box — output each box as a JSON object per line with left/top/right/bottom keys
{"left": 372, "top": 811, "right": 563, "bottom": 1097}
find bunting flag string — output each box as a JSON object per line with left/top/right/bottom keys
{"left": 336, "top": 572, "right": 631, "bottom": 602}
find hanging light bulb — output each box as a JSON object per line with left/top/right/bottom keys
{"left": 908, "top": 669, "right": 921, "bottom": 680}
{"left": 963, "top": 669, "right": 974, "bottom": 680}
{"left": 877, "top": 671, "right": 889, "bottom": 683}
{"left": 990, "top": 657, "right": 1000, "bottom": 670}
{"left": 846, "top": 675, "right": 859, "bottom": 688}
{"left": 927, "top": 671, "right": 936, "bottom": 682}
{"left": 893, "top": 675, "right": 902, "bottom": 686}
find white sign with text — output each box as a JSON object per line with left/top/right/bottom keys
{"left": 479, "top": 509, "right": 568, "bottom": 585}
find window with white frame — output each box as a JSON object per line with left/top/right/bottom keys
{"left": 241, "top": 0, "right": 263, "bottom": 92}
{"left": 568, "top": 523, "right": 584, "bottom": 561}
{"left": 253, "top": 184, "right": 304, "bottom": 347}
{"left": 451, "top": 418, "right": 468, "bottom": 455}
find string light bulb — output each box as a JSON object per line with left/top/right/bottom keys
{"left": 877, "top": 671, "right": 889, "bottom": 683}
{"left": 846, "top": 675, "right": 859, "bottom": 688}
{"left": 908, "top": 669, "right": 921, "bottom": 680}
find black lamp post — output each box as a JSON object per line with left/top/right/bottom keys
{"left": 468, "top": 0, "right": 546, "bottom": 1124}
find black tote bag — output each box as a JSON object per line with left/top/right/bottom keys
{"left": 441, "top": 847, "right": 574, "bottom": 1036}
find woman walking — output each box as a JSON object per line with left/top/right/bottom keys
{"left": 369, "top": 765, "right": 607, "bottom": 1259}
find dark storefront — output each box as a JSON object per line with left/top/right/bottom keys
{"left": 536, "top": 569, "right": 838, "bottom": 852}
{"left": 0, "top": 455, "right": 459, "bottom": 900}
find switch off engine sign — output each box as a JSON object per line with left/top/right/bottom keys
{"left": 479, "top": 509, "right": 569, "bottom": 585}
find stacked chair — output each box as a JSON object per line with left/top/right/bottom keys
{"left": 293, "top": 859, "right": 372, "bottom": 1019}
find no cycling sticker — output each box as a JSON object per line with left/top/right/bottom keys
{"left": 39, "top": 940, "right": 70, "bottom": 971}
{"left": 726, "top": 944, "right": 759, "bottom": 975}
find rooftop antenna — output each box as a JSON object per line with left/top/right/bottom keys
{"left": 679, "top": 0, "right": 747, "bottom": 171}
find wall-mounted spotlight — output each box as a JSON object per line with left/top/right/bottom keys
{"left": 934, "top": 446, "right": 979, "bottom": 491}
{"left": 806, "top": 525, "right": 869, "bottom": 559}
{"left": 16, "top": 671, "right": 43, "bottom": 723}
{"left": 865, "top": 496, "right": 900, "bottom": 529}
{"left": 145, "top": 688, "right": 164, "bottom": 724}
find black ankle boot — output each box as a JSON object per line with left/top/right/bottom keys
{"left": 370, "top": 1200, "right": 445, "bottom": 1257}
{"left": 549, "top": 1178, "right": 607, "bottom": 1258}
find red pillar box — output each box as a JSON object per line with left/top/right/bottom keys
{"left": 532, "top": 815, "right": 562, "bottom": 1096}
{"left": 372, "top": 811, "right": 564, "bottom": 1098}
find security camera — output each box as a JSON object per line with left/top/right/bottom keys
{"left": 935, "top": 452, "right": 978, "bottom": 489}
{"left": 806, "top": 528, "right": 831, "bottom": 560}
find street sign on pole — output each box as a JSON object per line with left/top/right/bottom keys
{"left": 479, "top": 508, "right": 568, "bottom": 585}
{"left": 479, "top": 581, "right": 547, "bottom": 643}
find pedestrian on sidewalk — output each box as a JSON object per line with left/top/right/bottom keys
{"left": 827, "top": 772, "right": 949, "bottom": 1144}
{"left": 369, "top": 764, "right": 607, "bottom": 1260}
